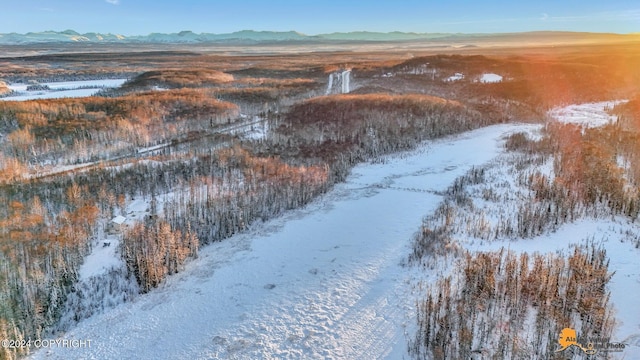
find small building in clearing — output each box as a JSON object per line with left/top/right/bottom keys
{"left": 107, "top": 215, "right": 127, "bottom": 234}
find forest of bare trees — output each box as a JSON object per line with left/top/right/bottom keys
{"left": 410, "top": 246, "right": 615, "bottom": 359}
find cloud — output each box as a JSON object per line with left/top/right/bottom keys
{"left": 105, "top": 0, "right": 120, "bottom": 4}
{"left": 540, "top": 13, "right": 549, "bottom": 21}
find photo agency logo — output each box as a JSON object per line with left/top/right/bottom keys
{"left": 556, "top": 327, "right": 626, "bottom": 355}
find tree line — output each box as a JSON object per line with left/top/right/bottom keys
{"left": 410, "top": 246, "right": 615, "bottom": 359}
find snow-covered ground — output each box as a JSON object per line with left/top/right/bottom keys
{"left": 54, "top": 195, "right": 162, "bottom": 332}
{"left": 341, "top": 70, "right": 351, "bottom": 94}
{"left": 79, "top": 194, "right": 167, "bottom": 281}
{"left": 242, "top": 120, "right": 270, "bottom": 140}
{"left": 446, "top": 72, "right": 502, "bottom": 83}
{"left": 445, "top": 72, "right": 464, "bottom": 82}
{"left": 427, "top": 102, "right": 640, "bottom": 358}
{"left": 136, "top": 143, "right": 171, "bottom": 154}
{"left": 1, "top": 79, "right": 126, "bottom": 101}
{"left": 549, "top": 100, "right": 628, "bottom": 128}
{"left": 325, "top": 73, "right": 334, "bottom": 95}
{"left": 230, "top": 115, "right": 270, "bottom": 140}
{"left": 79, "top": 235, "right": 123, "bottom": 280}
{"left": 470, "top": 217, "right": 640, "bottom": 344}
{"left": 29, "top": 102, "right": 639, "bottom": 359}
{"left": 447, "top": 148, "right": 640, "bottom": 356}
{"left": 478, "top": 73, "right": 502, "bottom": 83}
{"left": 30, "top": 123, "right": 537, "bottom": 360}
{"left": 325, "top": 70, "right": 351, "bottom": 95}
{"left": 547, "top": 102, "right": 640, "bottom": 351}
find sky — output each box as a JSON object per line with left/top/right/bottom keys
{"left": 0, "top": 0, "right": 639, "bottom": 35}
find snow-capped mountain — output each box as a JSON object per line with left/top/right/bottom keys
{"left": 1, "top": 29, "right": 633, "bottom": 45}
{"left": 0, "top": 30, "right": 126, "bottom": 43}
{"left": 0, "top": 30, "right": 311, "bottom": 44}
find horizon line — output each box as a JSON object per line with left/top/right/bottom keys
{"left": 2, "top": 29, "right": 639, "bottom": 37}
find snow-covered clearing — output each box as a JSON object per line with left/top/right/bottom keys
{"left": 470, "top": 217, "right": 640, "bottom": 344}
{"left": 79, "top": 193, "right": 173, "bottom": 281}
{"left": 79, "top": 236, "right": 123, "bottom": 280}
{"left": 341, "top": 70, "right": 351, "bottom": 94}
{"left": 549, "top": 100, "right": 628, "bottom": 128}
{"left": 325, "top": 70, "right": 351, "bottom": 95}
{"left": 136, "top": 143, "right": 171, "bottom": 154}
{"left": 30, "top": 123, "right": 538, "bottom": 360}
{"left": 478, "top": 73, "right": 503, "bottom": 83}
{"left": 229, "top": 115, "right": 270, "bottom": 140}
{"left": 1, "top": 79, "right": 126, "bottom": 101}
{"left": 325, "top": 73, "right": 334, "bottom": 95}
{"left": 448, "top": 149, "right": 640, "bottom": 356}
{"left": 55, "top": 193, "right": 172, "bottom": 332}
{"left": 445, "top": 72, "right": 464, "bottom": 82}
{"left": 242, "top": 120, "right": 270, "bottom": 140}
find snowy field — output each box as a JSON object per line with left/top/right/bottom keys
{"left": 30, "top": 123, "right": 538, "bottom": 360}
{"left": 478, "top": 73, "right": 502, "bottom": 83}
{"left": 445, "top": 72, "right": 503, "bottom": 83}
{"left": 1, "top": 79, "right": 126, "bottom": 101}
{"left": 549, "top": 100, "right": 628, "bottom": 128}
{"left": 445, "top": 72, "right": 464, "bottom": 82}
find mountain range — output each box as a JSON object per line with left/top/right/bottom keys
{"left": 0, "top": 29, "right": 636, "bottom": 45}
